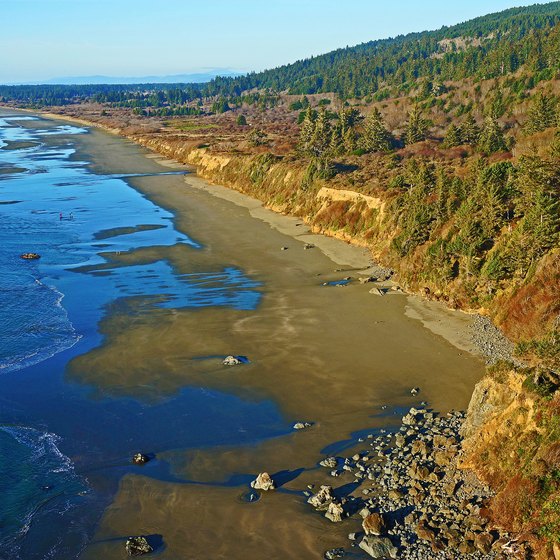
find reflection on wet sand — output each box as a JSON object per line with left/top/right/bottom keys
{"left": 69, "top": 128, "right": 485, "bottom": 559}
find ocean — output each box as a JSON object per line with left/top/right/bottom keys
{"left": 0, "top": 113, "right": 286, "bottom": 559}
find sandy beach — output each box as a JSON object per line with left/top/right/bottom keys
{"left": 25, "top": 124, "right": 485, "bottom": 559}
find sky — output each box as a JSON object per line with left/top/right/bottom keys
{"left": 0, "top": 0, "right": 539, "bottom": 84}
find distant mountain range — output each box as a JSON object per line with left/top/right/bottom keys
{"left": 9, "top": 69, "right": 241, "bottom": 86}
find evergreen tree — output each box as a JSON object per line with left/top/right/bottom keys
{"left": 360, "top": 108, "right": 394, "bottom": 152}
{"left": 236, "top": 114, "right": 247, "bottom": 126}
{"left": 524, "top": 92, "right": 558, "bottom": 134}
{"left": 405, "top": 105, "right": 428, "bottom": 145}
{"left": 309, "top": 108, "right": 332, "bottom": 159}
{"left": 443, "top": 124, "right": 462, "bottom": 148}
{"left": 478, "top": 116, "right": 508, "bottom": 155}
{"left": 298, "top": 107, "right": 317, "bottom": 155}
{"left": 459, "top": 113, "right": 481, "bottom": 146}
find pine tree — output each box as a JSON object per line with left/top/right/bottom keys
{"left": 443, "top": 124, "right": 462, "bottom": 148}
{"left": 360, "top": 108, "right": 394, "bottom": 152}
{"left": 478, "top": 116, "right": 508, "bottom": 155}
{"left": 459, "top": 113, "right": 481, "bottom": 146}
{"left": 298, "top": 106, "right": 317, "bottom": 155}
{"left": 405, "top": 105, "right": 428, "bottom": 145}
{"left": 524, "top": 91, "right": 557, "bottom": 134}
{"left": 309, "top": 108, "right": 332, "bottom": 159}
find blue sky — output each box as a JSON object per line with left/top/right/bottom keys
{"left": 1, "top": 0, "right": 535, "bottom": 83}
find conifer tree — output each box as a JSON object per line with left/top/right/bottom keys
{"left": 298, "top": 106, "right": 317, "bottom": 155}
{"left": 405, "top": 105, "right": 428, "bottom": 145}
{"left": 524, "top": 91, "right": 557, "bottom": 134}
{"left": 459, "top": 113, "right": 481, "bottom": 146}
{"left": 478, "top": 116, "right": 508, "bottom": 155}
{"left": 443, "top": 124, "right": 462, "bottom": 148}
{"left": 360, "top": 108, "right": 394, "bottom": 152}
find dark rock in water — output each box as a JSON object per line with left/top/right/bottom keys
{"left": 304, "top": 243, "right": 315, "bottom": 250}
{"left": 132, "top": 453, "right": 150, "bottom": 465}
{"left": 410, "top": 387, "right": 420, "bottom": 396}
{"left": 125, "top": 536, "right": 153, "bottom": 556}
{"left": 359, "top": 535, "right": 397, "bottom": 559}
{"left": 20, "top": 252, "right": 40, "bottom": 260}
{"left": 324, "top": 548, "right": 345, "bottom": 559}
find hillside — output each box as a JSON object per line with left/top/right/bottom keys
{"left": 1, "top": 3, "right": 560, "bottom": 556}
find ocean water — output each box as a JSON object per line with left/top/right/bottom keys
{"left": 0, "top": 114, "right": 286, "bottom": 559}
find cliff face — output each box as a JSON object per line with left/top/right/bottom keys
{"left": 461, "top": 364, "right": 560, "bottom": 557}
{"left": 130, "top": 136, "right": 558, "bottom": 354}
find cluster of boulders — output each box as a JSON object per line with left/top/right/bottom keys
{"left": 470, "top": 315, "right": 518, "bottom": 365}
{"left": 307, "top": 405, "right": 517, "bottom": 559}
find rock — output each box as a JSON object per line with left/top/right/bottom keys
{"left": 554, "top": 542, "right": 560, "bottom": 560}
{"left": 359, "top": 535, "right": 398, "bottom": 559}
{"left": 324, "top": 548, "right": 345, "bottom": 559}
{"left": 362, "top": 512, "right": 386, "bottom": 536}
{"left": 402, "top": 408, "right": 423, "bottom": 425}
{"left": 395, "top": 434, "right": 406, "bottom": 448}
{"left": 308, "top": 485, "right": 334, "bottom": 509}
{"left": 132, "top": 453, "right": 150, "bottom": 465}
{"left": 325, "top": 501, "right": 344, "bottom": 522}
{"left": 415, "top": 520, "right": 437, "bottom": 544}
{"left": 410, "top": 387, "right": 420, "bottom": 396}
{"left": 359, "top": 276, "right": 376, "bottom": 284}
{"left": 222, "top": 355, "right": 242, "bottom": 366}
{"left": 474, "top": 532, "right": 494, "bottom": 554}
{"left": 320, "top": 457, "right": 338, "bottom": 468}
{"left": 251, "top": 472, "right": 275, "bottom": 491}
{"left": 293, "top": 421, "right": 313, "bottom": 430}
{"left": 304, "top": 243, "right": 315, "bottom": 250}
{"left": 20, "top": 253, "right": 41, "bottom": 260}
{"left": 369, "top": 287, "right": 385, "bottom": 296}
{"left": 280, "top": 246, "right": 288, "bottom": 251}
{"left": 125, "top": 536, "right": 153, "bottom": 556}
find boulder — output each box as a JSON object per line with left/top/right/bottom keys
{"left": 132, "top": 453, "right": 150, "bottom": 465}
{"left": 320, "top": 457, "right": 338, "bottom": 468}
{"left": 325, "top": 501, "right": 344, "bottom": 522}
{"left": 308, "top": 485, "right": 334, "bottom": 509}
{"left": 293, "top": 421, "right": 313, "bottom": 430}
{"left": 359, "top": 536, "right": 398, "bottom": 559}
{"left": 20, "top": 253, "right": 40, "bottom": 260}
{"left": 125, "top": 536, "right": 153, "bottom": 556}
{"left": 362, "top": 512, "right": 386, "bottom": 536}
{"left": 223, "top": 355, "right": 242, "bottom": 366}
{"left": 324, "top": 548, "right": 345, "bottom": 559}
{"left": 251, "top": 472, "right": 275, "bottom": 491}
{"left": 474, "top": 532, "right": 494, "bottom": 554}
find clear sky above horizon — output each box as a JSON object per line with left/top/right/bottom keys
{"left": 1, "top": 0, "right": 538, "bottom": 83}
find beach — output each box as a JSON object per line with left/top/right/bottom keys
{"left": 70, "top": 127, "right": 485, "bottom": 558}
{"left": 0, "top": 112, "right": 485, "bottom": 559}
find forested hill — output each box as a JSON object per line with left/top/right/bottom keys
{"left": 204, "top": 1, "right": 560, "bottom": 99}
{"left": 2, "top": 2, "right": 560, "bottom": 106}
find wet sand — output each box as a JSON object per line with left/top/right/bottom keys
{"left": 64, "top": 128, "right": 485, "bottom": 559}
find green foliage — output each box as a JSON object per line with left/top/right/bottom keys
{"left": 247, "top": 128, "right": 269, "bottom": 147}
{"left": 443, "top": 124, "right": 462, "bottom": 148}
{"left": 405, "top": 105, "right": 429, "bottom": 145}
{"left": 524, "top": 91, "right": 558, "bottom": 134}
{"left": 211, "top": 97, "right": 230, "bottom": 113}
{"left": 478, "top": 116, "right": 508, "bottom": 155}
{"left": 236, "top": 114, "right": 247, "bottom": 126}
{"left": 360, "top": 108, "right": 395, "bottom": 152}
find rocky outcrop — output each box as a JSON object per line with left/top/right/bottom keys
{"left": 250, "top": 472, "right": 275, "bottom": 491}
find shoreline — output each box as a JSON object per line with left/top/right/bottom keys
{"left": 29, "top": 107, "right": 491, "bottom": 359}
